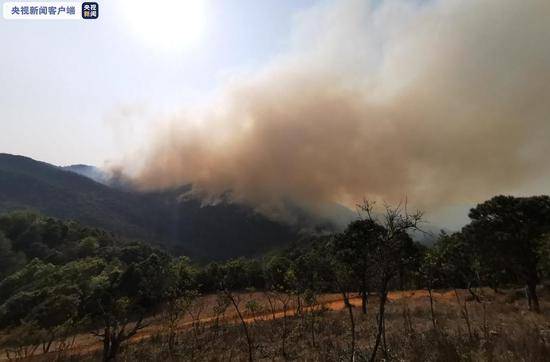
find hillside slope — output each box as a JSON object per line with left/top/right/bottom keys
{"left": 0, "top": 154, "right": 299, "bottom": 259}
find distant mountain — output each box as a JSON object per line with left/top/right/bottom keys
{"left": 61, "top": 164, "right": 134, "bottom": 190}
{"left": 0, "top": 153, "right": 300, "bottom": 260}
{"left": 61, "top": 164, "right": 111, "bottom": 185}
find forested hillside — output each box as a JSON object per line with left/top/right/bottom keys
{"left": 0, "top": 154, "right": 299, "bottom": 259}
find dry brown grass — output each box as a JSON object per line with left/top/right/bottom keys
{"left": 9, "top": 288, "right": 550, "bottom": 361}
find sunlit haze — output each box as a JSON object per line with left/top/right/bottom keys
{"left": 118, "top": 0, "right": 206, "bottom": 51}
{"left": 1, "top": 0, "right": 550, "bottom": 229}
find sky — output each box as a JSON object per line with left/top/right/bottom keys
{"left": 0, "top": 0, "right": 318, "bottom": 166}
{"left": 2, "top": 0, "right": 549, "bottom": 230}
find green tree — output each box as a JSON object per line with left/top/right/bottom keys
{"left": 0, "top": 211, "right": 39, "bottom": 243}
{"left": 264, "top": 256, "right": 293, "bottom": 292}
{"left": 333, "top": 219, "right": 382, "bottom": 314}
{"left": 463, "top": 195, "right": 550, "bottom": 312}
{"left": 77, "top": 236, "right": 99, "bottom": 258}
{"left": 0, "top": 258, "right": 97, "bottom": 353}
{"left": 85, "top": 254, "right": 175, "bottom": 361}
{"left": 434, "top": 231, "right": 488, "bottom": 301}
{"left": 537, "top": 233, "right": 550, "bottom": 281}
{"left": 0, "top": 232, "right": 25, "bottom": 279}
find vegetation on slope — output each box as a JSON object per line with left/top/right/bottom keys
{"left": 0, "top": 153, "right": 299, "bottom": 260}
{"left": 0, "top": 194, "right": 550, "bottom": 360}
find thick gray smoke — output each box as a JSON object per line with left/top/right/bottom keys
{"left": 131, "top": 0, "right": 550, "bottom": 222}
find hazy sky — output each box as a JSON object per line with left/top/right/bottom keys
{"left": 0, "top": 0, "right": 318, "bottom": 166}
{"left": 2, "top": 0, "right": 549, "bottom": 230}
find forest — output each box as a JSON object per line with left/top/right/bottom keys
{"left": 1, "top": 195, "right": 550, "bottom": 361}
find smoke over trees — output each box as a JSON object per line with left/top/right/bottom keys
{"left": 123, "top": 0, "right": 550, "bottom": 221}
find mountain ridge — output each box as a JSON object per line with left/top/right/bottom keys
{"left": 0, "top": 153, "right": 300, "bottom": 260}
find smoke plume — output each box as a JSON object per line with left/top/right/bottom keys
{"left": 131, "top": 0, "right": 550, "bottom": 221}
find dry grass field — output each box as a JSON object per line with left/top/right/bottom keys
{"left": 9, "top": 286, "right": 550, "bottom": 361}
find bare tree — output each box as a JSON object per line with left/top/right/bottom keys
{"left": 223, "top": 290, "right": 254, "bottom": 362}
{"left": 331, "top": 251, "right": 358, "bottom": 362}
{"left": 357, "top": 200, "right": 423, "bottom": 362}
{"left": 187, "top": 296, "right": 206, "bottom": 350}
{"left": 454, "top": 289, "right": 473, "bottom": 341}
{"left": 303, "top": 290, "right": 321, "bottom": 348}
{"left": 212, "top": 293, "right": 231, "bottom": 334}
{"left": 274, "top": 292, "right": 293, "bottom": 359}
{"left": 162, "top": 291, "right": 196, "bottom": 355}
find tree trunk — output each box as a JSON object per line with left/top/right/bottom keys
{"left": 310, "top": 312, "right": 316, "bottom": 347}
{"left": 360, "top": 276, "right": 369, "bottom": 315}
{"left": 282, "top": 306, "right": 287, "bottom": 359}
{"left": 526, "top": 282, "right": 540, "bottom": 313}
{"left": 100, "top": 324, "right": 127, "bottom": 362}
{"left": 467, "top": 282, "right": 482, "bottom": 303}
{"left": 370, "top": 287, "right": 387, "bottom": 362}
{"left": 168, "top": 330, "right": 176, "bottom": 355}
{"left": 427, "top": 286, "right": 436, "bottom": 329}
{"left": 106, "top": 337, "right": 120, "bottom": 362}
{"left": 343, "top": 293, "right": 355, "bottom": 362}
{"left": 102, "top": 327, "right": 110, "bottom": 362}
{"left": 454, "top": 289, "right": 473, "bottom": 341}
{"left": 338, "top": 289, "right": 355, "bottom": 362}
{"left": 228, "top": 293, "right": 254, "bottom": 362}
{"left": 361, "top": 290, "right": 369, "bottom": 314}
{"left": 42, "top": 334, "right": 54, "bottom": 353}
